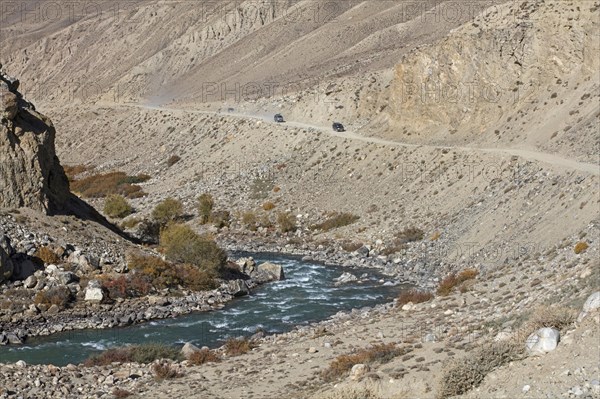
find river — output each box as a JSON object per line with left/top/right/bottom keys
{"left": 0, "top": 253, "right": 405, "bottom": 366}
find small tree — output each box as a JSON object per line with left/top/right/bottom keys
{"left": 104, "top": 194, "right": 133, "bottom": 218}
{"left": 152, "top": 197, "right": 183, "bottom": 226}
{"left": 159, "top": 224, "right": 226, "bottom": 274}
{"left": 197, "top": 193, "right": 214, "bottom": 224}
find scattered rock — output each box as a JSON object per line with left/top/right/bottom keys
{"left": 583, "top": 292, "right": 600, "bottom": 312}
{"left": 181, "top": 342, "right": 201, "bottom": 359}
{"left": 334, "top": 272, "right": 358, "bottom": 285}
{"left": 350, "top": 364, "right": 370, "bottom": 380}
{"left": 526, "top": 327, "right": 560, "bottom": 355}
{"left": 84, "top": 280, "right": 106, "bottom": 303}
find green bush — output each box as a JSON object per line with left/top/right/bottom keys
{"left": 277, "top": 212, "right": 297, "bottom": 233}
{"left": 104, "top": 194, "right": 133, "bottom": 218}
{"left": 197, "top": 194, "right": 214, "bottom": 224}
{"left": 159, "top": 224, "right": 226, "bottom": 274}
{"left": 152, "top": 197, "right": 183, "bottom": 226}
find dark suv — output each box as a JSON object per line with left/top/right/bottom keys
{"left": 332, "top": 122, "right": 345, "bottom": 132}
{"left": 274, "top": 114, "right": 285, "bottom": 123}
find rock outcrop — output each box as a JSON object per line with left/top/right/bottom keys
{"left": 0, "top": 64, "right": 70, "bottom": 214}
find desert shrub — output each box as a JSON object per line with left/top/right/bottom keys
{"left": 322, "top": 343, "right": 403, "bottom": 381}
{"left": 152, "top": 363, "right": 182, "bottom": 380}
{"left": 341, "top": 241, "right": 363, "bottom": 252}
{"left": 128, "top": 253, "right": 179, "bottom": 288}
{"left": 102, "top": 274, "right": 153, "bottom": 298}
{"left": 574, "top": 241, "right": 589, "bottom": 254}
{"left": 112, "top": 388, "right": 132, "bottom": 398}
{"left": 262, "top": 201, "right": 276, "bottom": 211}
{"left": 152, "top": 197, "right": 184, "bottom": 226}
{"left": 33, "top": 286, "right": 72, "bottom": 308}
{"left": 457, "top": 268, "right": 479, "bottom": 282}
{"left": 85, "top": 343, "right": 182, "bottom": 366}
{"left": 84, "top": 347, "right": 132, "bottom": 366}
{"left": 211, "top": 210, "right": 231, "bottom": 228}
{"left": 188, "top": 348, "right": 221, "bottom": 365}
{"left": 159, "top": 224, "right": 226, "bottom": 274}
{"left": 437, "top": 274, "right": 458, "bottom": 296}
{"left": 34, "top": 246, "right": 61, "bottom": 265}
{"left": 397, "top": 289, "right": 434, "bottom": 306}
{"left": 70, "top": 171, "right": 147, "bottom": 198}
{"left": 437, "top": 268, "right": 478, "bottom": 296}
{"left": 436, "top": 341, "right": 523, "bottom": 399}
{"left": 242, "top": 211, "right": 258, "bottom": 231}
{"left": 311, "top": 213, "right": 360, "bottom": 232}
{"left": 526, "top": 305, "right": 577, "bottom": 332}
{"left": 130, "top": 343, "right": 182, "bottom": 364}
{"left": 175, "top": 263, "right": 218, "bottom": 291}
{"left": 395, "top": 227, "right": 424, "bottom": 243}
{"left": 167, "top": 155, "right": 181, "bottom": 167}
{"left": 224, "top": 337, "right": 256, "bottom": 356}
{"left": 277, "top": 212, "right": 297, "bottom": 233}
{"left": 104, "top": 194, "right": 133, "bottom": 218}
{"left": 197, "top": 194, "right": 214, "bottom": 224}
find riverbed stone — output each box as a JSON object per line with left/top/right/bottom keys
{"left": 334, "top": 272, "right": 358, "bottom": 285}
{"left": 226, "top": 279, "right": 249, "bottom": 297}
{"left": 256, "top": 262, "right": 285, "bottom": 281}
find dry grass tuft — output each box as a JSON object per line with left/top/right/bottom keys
{"left": 437, "top": 268, "right": 479, "bottom": 296}
{"left": 224, "top": 337, "right": 257, "bottom": 357}
{"left": 574, "top": 241, "right": 589, "bottom": 254}
{"left": 152, "top": 363, "right": 182, "bottom": 380}
{"left": 311, "top": 213, "right": 360, "bottom": 232}
{"left": 436, "top": 341, "right": 524, "bottom": 399}
{"left": 322, "top": 343, "right": 404, "bottom": 381}
{"left": 188, "top": 348, "right": 221, "bottom": 365}
{"left": 397, "top": 289, "right": 434, "bottom": 306}
{"left": 34, "top": 246, "right": 61, "bottom": 265}
{"left": 70, "top": 171, "right": 148, "bottom": 198}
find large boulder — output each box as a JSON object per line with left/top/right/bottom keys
{"left": 84, "top": 280, "right": 106, "bottom": 303}
{"left": 181, "top": 342, "right": 201, "bottom": 359}
{"left": 0, "top": 67, "right": 70, "bottom": 213}
{"left": 255, "top": 262, "right": 285, "bottom": 281}
{"left": 526, "top": 327, "right": 560, "bottom": 355}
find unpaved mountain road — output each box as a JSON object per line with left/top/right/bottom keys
{"left": 122, "top": 103, "right": 600, "bottom": 176}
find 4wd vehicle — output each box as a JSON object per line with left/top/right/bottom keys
{"left": 332, "top": 122, "right": 345, "bottom": 132}
{"left": 274, "top": 114, "right": 285, "bottom": 123}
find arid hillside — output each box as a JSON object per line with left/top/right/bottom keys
{"left": 1, "top": 0, "right": 502, "bottom": 106}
